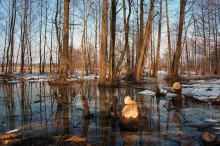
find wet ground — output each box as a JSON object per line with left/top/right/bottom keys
{"left": 0, "top": 76, "right": 220, "bottom": 146}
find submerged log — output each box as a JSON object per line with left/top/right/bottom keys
{"left": 48, "top": 79, "right": 69, "bottom": 85}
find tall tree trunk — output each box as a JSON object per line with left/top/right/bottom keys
{"left": 39, "top": 0, "right": 42, "bottom": 74}
{"left": 135, "top": 0, "right": 155, "bottom": 83}
{"left": 139, "top": 0, "right": 144, "bottom": 45}
{"left": 94, "top": 3, "right": 98, "bottom": 76}
{"left": 50, "top": 21, "right": 53, "bottom": 74}
{"left": 55, "top": 0, "right": 62, "bottom": 74}
{"left": 20, "top": 0, "right": 28, "bottom": 74}
{"left": 59, "top": 0, "right": 69, "bottom": 81}
{"left": 114, "top": 0, "right": 131, "bottom": 80}
{"left": 171, "top": 0, "right": 187, "bottom": 76}
{"left": 152, "top": 0, "right": 162, "bottom": 77}
{"left": 1, "top": 25, "right": 7, "bottom": 72}
{"left": 109, "top": 0, "right": 117, "bottom": 83}
{"left": 81, "top": 0, "right": 93, "bottom": 79}
{"left": 42, "top": 0, "right": 48, "bottom": 74}
{"left": 213, "top": 6, "right": 219, "bottom": 76}
{"left": 6, "top": 0, "right": 16, "bottom": 74}
{"left": 201, "top": 0, "right": 207, "bottom": 75}
{"left": 135, "top": 0, "right": 139, "bottom": 64}
{"left": 126, "top": 0, "right": 132, "bottom": 79}
{"left": 99, "top": 0, "right": 108, "bottom": 85}
{"left": 136, "top": 0, "right": 143, "bottom": 63}
{"left": 166, "top": 0, "right": 172, "bottom": 71}
{"left": 192, "top": 13, "right": 198, "bottom": 75}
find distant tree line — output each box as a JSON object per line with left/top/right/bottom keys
{"left": 0, "top": 0, "right": 219, "bottom": 84}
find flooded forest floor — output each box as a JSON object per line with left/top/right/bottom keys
{"left": 0, "top": 73, "right": 220, "bottom": 146}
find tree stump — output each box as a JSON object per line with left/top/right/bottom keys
{"left": 119, "top": 96, "right": 140, "bottom": 131}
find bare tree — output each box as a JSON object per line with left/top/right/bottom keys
{"left": 5, "top": 0, "right": 16, "bottom": 74}
{"left": 81, "top": 0, "right": 93, "bottom": 79}
{"left": 135, "top": 0, "right": 155, "bottom": 83}
{"left": 59, "top": 0, "right": 69, "bottom": 81}
{"left": 166, "top": 0, "right": 172, "bottom": 71}
{"left": 99, "top": 0, "right": 108, "bottom": 85}
{"left": 108, "top": 0, "right": 117, "bottom": 83}
{"left": 152, "top": 0, "right": 162, "bottom": 77}
{"left": 171, "top": 0, "right": 187, "bottom": 76}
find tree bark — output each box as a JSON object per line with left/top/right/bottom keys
{"left": 114, "top": 0, "right": 131, "bottom": 80}
{"left": 171, "top": 0, "right": 187, "bottom": 75}
{"left": 166, "top": 0, "right": 172, "bottom": 71}
{"left": 99, "top": 0, "right": 108, "bottom": 85}
{"left": 135, "top": 0, "right": 155, "bottom": 83}
{"left": 152, "top": 0, "right": 162, "bottom": 77}
{"left": 59, "top": 0, "right": 69, "bottom": 81}
{"left": 109, "top": 0, "right": 117, "bottom": 83}
{"left": 201, "top": 0, "right": 207, "bottom": 75}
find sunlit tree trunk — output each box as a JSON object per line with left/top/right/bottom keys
{"left": 192, "top": 13, "right": 198, "bottom": 75}
{"left": 6, "top": 0, "right": 16, "bottom": 74}
{"left": 201, "top": 0, "right": 207, "bottom": 75}
{"left": 135, "top": 0, "right": 139, "bottom": 64}
{"left": 27, "top": 0, "right": 33, "bottom": 74}
{"left": 42, "top": 0, "right": 48, "bottom": 74}
{"left": 213, "top": 6, "right": 219, "bottom": 76}
{"left": 94, "top": 3, "right": 98, "bottom": 76}
{"left": 109, "top": 0, "right": 117, "bottom": 83}
{"left": 81, "top": 0, "right": 93, "bottom": 79}
{"left": 152, "top": 0, "right": 162, "bottom": 77}
{"left": 171, "top": 0, "right": 187, "bottom": 76}
{"left": 20, "top": 0, "right": 28, "bottom": 74}
{"left": 114, "top": 0, "right": 131, "bottom": 80}
{"left": 50, "top": 21, "right": 53, "bottom": 74}
{"left": 126, "top": 0, "right": 132, "bottom": 79}
{"left": 1, "top": 26, "right": 7, "bottom": 72}
{"left": 136, "top": 0, "right": 143, "bottom": 64}
{"left": 55, "top": 0, "right": 62, "bottom": 74}
{"left": 39, "top": 0, "right": 43, "bottom": 74}
{"left": 59, "top": 0, "right": 69, "bottom": 81}
{"left": 166, "top": 0, "right": 172, "bottom": 71}
{"left": 135, "top": 0, "right": 155, "bottom": 83}
{"left": 99, "top": 0, "right": 108, "bottom": 85}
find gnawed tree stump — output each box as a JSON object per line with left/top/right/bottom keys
{"left": 119, "top": 96, "right": 140, "bottom": 131}
{"left": 211, "top": 94, "right": 220, "bottom": 105}
{"left": 202, "top": 131, "right": 216, "bottom": 146}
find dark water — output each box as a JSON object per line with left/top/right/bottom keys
{"left": 0, "top": 78, "right": 219, "bottom": 145}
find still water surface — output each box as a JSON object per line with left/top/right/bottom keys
{"left": 0, "top": 79, "right": 218, "bottom": 145}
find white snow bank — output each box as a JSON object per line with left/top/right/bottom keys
{"left": 182, "top": 79, "right": 220, "bottom": 100}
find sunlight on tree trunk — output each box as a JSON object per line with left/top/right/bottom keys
{"left": 59, "top": 0, "right": 69, "bottom": 81}
{"left": 171, "top": 0, "right": 187, "bottom": 76}
{"left": 135, "top": 0, "right": 155, "bottom": 83}
{"left": 99, "top": 0, "right": 108, "bottom": 85}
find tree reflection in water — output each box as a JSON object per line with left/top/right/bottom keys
{"left": 0, "top": 80, "right": 206, "bottom": 145}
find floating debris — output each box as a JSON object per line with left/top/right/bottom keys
{"left": 6, "top": 128, "right": 20, "bottom": 134}
{"left": 205, "top": 119, "right": 218, "bottom": 123}
{"left": 139, "top": 90, "right": 156, "bottom": 95}
{"left": 65, "top": 136, "right": 86, "bottom": 143}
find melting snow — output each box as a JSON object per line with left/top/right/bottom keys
{"left": 182, "top": 79, "right": 220, "bottom": 100}
{"left": 139, "top": 90, "right": 156, "bottom": 95}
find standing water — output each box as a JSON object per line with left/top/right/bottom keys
{"left": 0, "top": 78, "right": 220, "bottom": 145}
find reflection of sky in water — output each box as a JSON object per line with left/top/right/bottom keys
{"left": 0, "top": 80, "right": 219, "bottom": 145}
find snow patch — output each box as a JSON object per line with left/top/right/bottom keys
{"left": 139, "top": 90, "right": 156, "bottom": 95}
